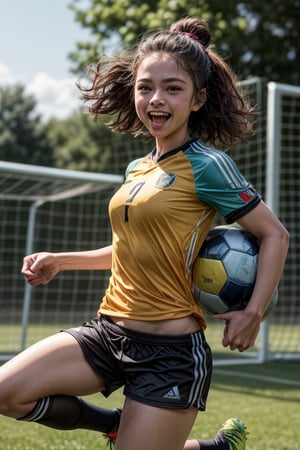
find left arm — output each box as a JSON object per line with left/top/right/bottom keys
{"left": 215, "top": 201, "right": 290, "bottom": 352}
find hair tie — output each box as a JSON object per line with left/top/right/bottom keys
{"left": 173, "top": 28, "right": 199, "bottom": 42}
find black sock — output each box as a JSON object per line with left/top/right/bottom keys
{"left": 18, "top": 395, "right": 121, "bottom": 434}
{"left": 198, "top": 431, "right": 229, "bottom": 449}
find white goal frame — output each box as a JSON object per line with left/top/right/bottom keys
{"left": 210, "top": 81, "right": 300, "bottom": 365}
{"left": 0, "top": 161, "right": 122, "bottom": 361}
{"left": 262, "top": 82, "right": 300, "bottom": 362}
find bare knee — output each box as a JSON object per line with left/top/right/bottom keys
{"left": 0, "top": 391, "right": 35, "bottom": 418}
{"left": 0, "top": 372, "right": 35, "bottom": 418}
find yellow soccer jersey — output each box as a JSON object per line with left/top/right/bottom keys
{"left": 98, "top": 139, "right": 261, "bottom": 328}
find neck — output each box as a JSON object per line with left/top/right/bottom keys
{"left": 154, "top": 134, "right": 191, "bottom": 160}
{"left": 152, "top": 137, "right": 193, "bottom": 162}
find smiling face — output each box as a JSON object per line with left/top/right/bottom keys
{"left": 134, "top": 52, "right": 204, "bottom": 156}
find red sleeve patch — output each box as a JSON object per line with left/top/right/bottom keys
{"left": 239, "top": 190, "right": 254, "bottom": 202}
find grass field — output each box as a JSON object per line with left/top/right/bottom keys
{"left": 0, "top": 360, "right": 299, "bottom": 450}
{"left": 2, "top": 321, "right": 300, "bottom": 355}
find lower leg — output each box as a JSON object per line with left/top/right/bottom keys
{"left": 182, "top": 439, "right": 200, "bottom": 450}
{"left": 183, "top": 418, "right": 247, "bottom": 450}
{"left": 18, "top": 395, "right": 121, "bottom": 434}
{"left": 183, "top": 437, "right": 229, "bottom": 450}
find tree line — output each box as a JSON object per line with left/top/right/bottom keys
{"left": 1, "top": 0, "right": 299, "bottom": 172}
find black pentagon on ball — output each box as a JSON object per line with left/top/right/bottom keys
{"left": 199, "top": 227, "right": 259, "bottom": 260}
{"left": 219, "top": 278, "right": 254, "bottom": 309}
{"left": 198, "top": 233, "right": 229, "bottom": 260}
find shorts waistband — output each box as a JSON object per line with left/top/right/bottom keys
{"left": 100, "top": 315, "right": 204, "bottom": 345}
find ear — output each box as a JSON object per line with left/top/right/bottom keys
{"left": 191, "top": 88, "right": 207, "bottom": 112}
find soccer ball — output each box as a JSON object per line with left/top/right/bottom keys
{"left": 193, "top": 226, "right": 278, "bottom": 316}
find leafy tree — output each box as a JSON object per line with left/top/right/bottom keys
{"left": 68, "top": 0, "right": 299, "bottom": 85}
{"left": 48, "top": 110, "right": 148, "bottom": 174}
{"left": 0, "top": 85, "right": 54, "bottom": 166}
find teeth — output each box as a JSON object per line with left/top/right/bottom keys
{"left": 149, "top": 112, "right": 169, "bottom": 117}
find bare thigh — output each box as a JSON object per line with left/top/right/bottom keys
{"left": 116, "top": 397, "right": 198, "bottom": 450}
{"left": 0, "top": 330, "right": 105, "bottom": 417}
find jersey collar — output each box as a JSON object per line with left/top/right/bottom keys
{"left": 151, "top": 138, "right": 197, "bottom": 163}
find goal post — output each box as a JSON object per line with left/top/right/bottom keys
{"left": 206, "top": 79, "right": 300, "bottom": 364}
{"left": 262, "top": 82, "right": 300, "bottom": 361}
{"left": 0, "top": 161, "right": 123, "bottom": 361}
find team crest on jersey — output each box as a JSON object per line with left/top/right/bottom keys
{"left": 155, "top": 173, "right": 176, "bottom": 189}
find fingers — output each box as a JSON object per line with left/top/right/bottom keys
{"left": 23, "top": 272, "right": 50, "bottom": 286}
{"left": 222, "top": 323, "right": 256, "bottom": 351}
{"left": 21, "top": 253, "right": 56, "bottom": 286}
{"left": 218, "top": 311, "right": 260, "bottom": 352}
{"left": 222, "top": 331, "right": 248, "bottom": 352}
{"left": 21, "top": 256, "right": 35, "bottom": 274}
{"left": 222, "top": 334, "right": 253, "bottom": 352}
{"left": 22, "top": 253, "right": 45, "bottom": 274}
{"left": 213, "top": 312, "right": 231, "bottom": 321}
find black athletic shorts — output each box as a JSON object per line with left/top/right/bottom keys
{"left": 64, "top": 316, "right": 212, "bottom": 411}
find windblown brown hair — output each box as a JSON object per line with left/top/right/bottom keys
{"left": 78, "top": 17, "right": 257, "bottom": 148}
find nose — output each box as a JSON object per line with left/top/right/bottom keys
{"left": 150, "top": 90, "right": 165, "bottom": 105}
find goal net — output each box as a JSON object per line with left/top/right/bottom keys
{"left": 207, "top": 80, "right": 300, "bottom": 364}
{"left": 0, "top": 78, "right": 299, "bottom": 364}
{"left": 264, "top": 82, "right": 300, "bottom": 360}
{"left": 0, "top": 161, "right": 122, "bottom": 361}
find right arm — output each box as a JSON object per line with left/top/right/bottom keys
{"left": 21, "top": 245, "right": 112, "bottom": 286}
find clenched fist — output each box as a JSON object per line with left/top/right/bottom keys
{"left": 22, "top": 252, "right": 59, "bottom": 286}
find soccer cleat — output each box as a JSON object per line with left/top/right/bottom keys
{"left": 103, "top": 407, "right": 122, "bottom": 449}
{"left": 218, "top": 418, "right": 248, "bottom": 450}
{"left": 104, "top": 430, "right": 118, "bottom": 449}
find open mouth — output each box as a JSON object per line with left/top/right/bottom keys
{"left": 148, "top": 111, "right": 171, "bottom": 123}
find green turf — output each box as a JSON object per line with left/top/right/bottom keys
{"left": 2, "top": 321, "right": 299, "bottom": 356}
{"left": 0, "top": 361, "right": 299, "bottom": 449}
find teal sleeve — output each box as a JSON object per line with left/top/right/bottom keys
{"left": 187, "top": 148, "right": 261, "bottom": 221}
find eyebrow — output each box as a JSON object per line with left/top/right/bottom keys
{"left": 136, "top": 77, "right": 187, "bottom": 84}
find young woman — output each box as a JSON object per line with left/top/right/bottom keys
{"left": 0, "top": 17, "right": 289, "bottom": 450}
